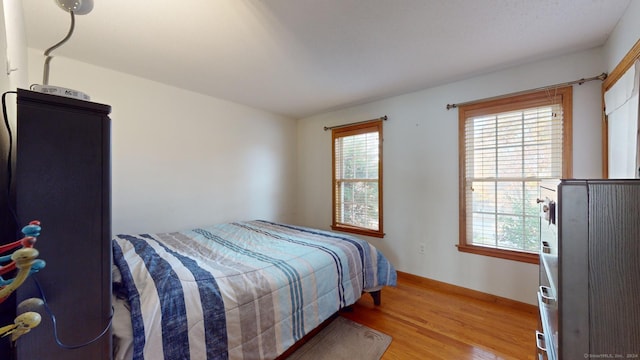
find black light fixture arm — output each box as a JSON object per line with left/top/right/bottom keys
{"left": 42, "top": 11, "right": 75, "bottom": 85}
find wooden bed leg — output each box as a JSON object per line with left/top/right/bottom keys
{"left": 369, "top": 290, "right": 381, "bottom": 306}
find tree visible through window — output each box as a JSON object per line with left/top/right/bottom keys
{"left": 458, "top": 87, "right": 572, "bottom": 263}
{"left": 332, "top": 120, "right": 383, "bottom": 238}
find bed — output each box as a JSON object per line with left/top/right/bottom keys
{"left": 111, "top": 220, "right": 397, "bottom": 360}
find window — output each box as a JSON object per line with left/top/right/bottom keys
{"left": 332, "top": 120, "right": 383, "bottom": 238}
{"left": 458, "top": 87, "right": 572, "bottom": 263}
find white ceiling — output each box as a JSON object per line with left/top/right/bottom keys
{"left": 21, "top": 0, "right": 631, "bottom": 119}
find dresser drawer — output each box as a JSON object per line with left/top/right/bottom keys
{"left": 537, "top": 289, "right": 558, "bottom": 360}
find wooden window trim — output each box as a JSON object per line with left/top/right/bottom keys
{"left": 457, "top": 244, "right": 540, "bottom": 264}
{"left": 331, "top": 120, "right": 384, "bottom": 238}
{"left": 457, "top": 87, "right": 573, "bottom": 262}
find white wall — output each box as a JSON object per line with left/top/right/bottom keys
{"left": 13, "top": 1, "right": 639, "bottom": 306}
{"left": 2, "top": 0, "right": 27, "bottom": 91}
{"left": 296, "top": 47, "right": 605, "bottom": 305}
{"left": 0, "top": 4, "right": 8, "bottom": 93}
{"left": 0, "top": 0, "right": 11, "bottom": 244}
{"left": 27, "top": 49, "right": 298, "bottom": 235}
{"left": 0, "top": 3, "right": 10, "bottom": 169}
{"left": 603, "top": 0, "right": 640, "bottom": 73}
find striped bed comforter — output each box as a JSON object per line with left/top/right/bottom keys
{"left": 112, "top": 220, "right": 397, "bottom": 360}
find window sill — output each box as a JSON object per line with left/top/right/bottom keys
{"left": 331, "top": 224, "right": 384, "bottom": 238}
{"left": 457, "top": 244, "right": 539, "bottom": 264}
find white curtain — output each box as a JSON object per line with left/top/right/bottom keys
{"left": 605, "top": 60, "right": 640, "bottom": 178}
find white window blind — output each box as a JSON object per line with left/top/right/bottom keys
{"left": 463, "top": 103, "right": 564, "bottom": 253}
{"left": 332, "top": 121, "right": 382, "bottom": 236}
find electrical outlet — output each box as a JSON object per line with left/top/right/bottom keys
{"left": 418, "top": 242, "right": 426, "bottom": 254}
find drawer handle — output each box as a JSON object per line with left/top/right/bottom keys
{"left": 539, "top": 286, "right": 556, "bottom": 305}
{"left": 536, "top": 331, "right": 547, "bottom": 353}
{"left": 541, "top": 241, "right": 551, "bottom": 254}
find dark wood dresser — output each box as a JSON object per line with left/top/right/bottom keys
{"left": 14, "top": 89, "right": 112, "bottom": 360}
{"left": 537, "top": 179, "right": 640, "bottom": 359}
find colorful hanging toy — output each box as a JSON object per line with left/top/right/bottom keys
{"left": 0, "top": 311, "right": 41, "bottom": 342}
{"left": 0, "top": 221, "right": 46, "bottom": 341}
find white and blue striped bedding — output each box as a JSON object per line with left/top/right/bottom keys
{"left": 112, "top": 220, "right": 397, "bottom": 360}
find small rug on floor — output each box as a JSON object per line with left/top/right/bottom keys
{"left": 287, "top": 316, "right": 392, "bottom": 360}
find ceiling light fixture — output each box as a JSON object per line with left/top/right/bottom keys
{"left": 55, "top": 0, "right": 93, "bottom": 15}
{"left": 31, "top": 0, "right": 94, "bottom": 101}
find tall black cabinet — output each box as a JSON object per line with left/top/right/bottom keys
{"left": 14, "top": 89, "right": 111, "bottom": 359}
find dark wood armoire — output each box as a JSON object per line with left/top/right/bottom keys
{"left": 538, "top": 179, "right": 640, "bottom": 359}
{"left": 12, "top": 89, "right": 112, "bottom": 359}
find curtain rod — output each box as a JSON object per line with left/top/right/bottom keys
{"left": 323, "top": 115, "right": 388, "bottom": 131}
{"left": 445, "top": 72, "right": 608, "bottom": 110}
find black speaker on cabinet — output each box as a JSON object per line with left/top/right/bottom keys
{"left": 14, "top": 89, "right": 111, "bottom": 359}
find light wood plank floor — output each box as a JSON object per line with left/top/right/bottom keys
{"left": 340, "top": 272, "right": 539, "bottom": 360}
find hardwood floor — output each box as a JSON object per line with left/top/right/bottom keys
{"left": 340, "top": 272, "right": 539, "bottom": 360}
